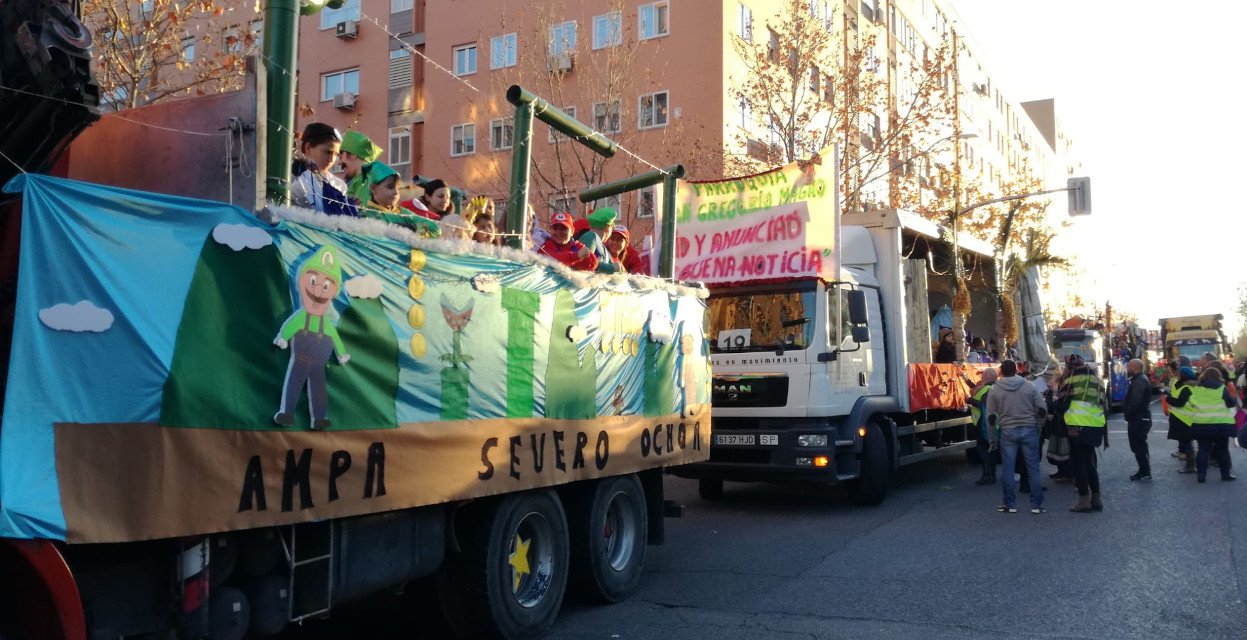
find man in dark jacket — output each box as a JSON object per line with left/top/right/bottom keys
{"left": 1123, "top": 358, "right": 1153, "bottom": 481}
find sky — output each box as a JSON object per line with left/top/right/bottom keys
{"left": 949, "top": 0, "right": 1246, "bottom": 337}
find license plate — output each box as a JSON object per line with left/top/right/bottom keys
{"left": 759, "top": 434, "right": 778, "bottom": 446}
{"left": 715, "top": 434, "right": 755, "bottom": 445}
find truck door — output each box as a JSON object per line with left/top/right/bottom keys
{"left": 828, "top": 284, "right": 886, "bottom": 397}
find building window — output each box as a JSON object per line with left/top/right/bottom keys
{"left": 320, "top": 0, "right": 360, "bottom": 30}
{"left": 593, "top": 194, "right": 622, "bottom": 213}
{"left": 250, "top": 20, "right": 263, "bottom": 49}
{"left": 453, "top": 44, "right": 477, "bottom": 76}
{"left": 223, "top": 27, "right": 242, "bottom": 53}
{"left": 824, "top": 74, "right": 834, "bottom": 103}
{"left": 637, "top": 91, "right": 669, "bottom": 129}
{"left": 767, "top": 29, "right": 778, "bottom": 62}
{"left": 140, "top": 0, "right": 153, "bottom": 13}
{"left": 388, "top": 49, "right": 412, "bottom": 90}
{"left": 389, "top": 126, "right": 411, "bottom": 166}
{"left": 593, "top": 11, "right": 622, "bottom": 49}
{"left": 737, "top": 3, "right": 752, "bottom": 41}
{"left": 738, "top": 97, "right": 752, "bottom": 130}
{"left": 549, "top": 21, "right": 576, "bottom": 57}
{"left": 490, "top": 119, "right": 514, "bottom": 150}
{"left": 639, "top": 2, "right": 669, "bottom": 40}
{"left": 593, "top": 100, "right": 621, "bottom": 134}
{"left": 451, "top": 123, "right": 476, "bottom": 156}
{"left": 809, "top": 65, "right": 819, "bottom": 93}
{"left": 320, "top": 68, "right": 360, "bottom": 101}
{"left": 637, "top": 186, "right": 656, "bottom": 218}
{"left": 551, "top": 193, "right": 578, "bottom": 215}
{"left": 549, "top": 106, "right": 576, "bottom": 142}
{"left": 181, "top": 38, "right": 195, "bottom": 62}
{"left": 490, "top": 33, "right": 517, "bottom": 69}
{"left": 390, "top": 0, "right": 412, "bottom": 12}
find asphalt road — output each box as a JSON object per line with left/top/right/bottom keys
{"left": 284, "top": 402, "right": 1247, "bottom": 639}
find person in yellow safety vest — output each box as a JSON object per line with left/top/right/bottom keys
{"left": 1164, "top": 367, "right": 1237, "bottom": 483}
{"left": 1055, "top": 354, "right": 1108, "bottom": 513}
{"left": 1165, "top": 364, "right": 1199, "bottom": 474}
{"left": 969, "top": 368, "right": 998, "bottom": 486}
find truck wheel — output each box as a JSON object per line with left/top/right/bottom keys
{"left": 568, "top": 475, "right": 648, "bottom": 603}
{"left": 850, "top": 422, "right": 889, "bottom": 506}
{"left": 697, "top": 478, "right": 724, "bottom": 501}
{"left": 437, "top": 489, "right": 570, "bottom": 640}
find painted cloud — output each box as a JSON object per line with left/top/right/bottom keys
{"left": 344, "top": 274, "right": 383, "bottom": 299}
{"left": 39, "top": 301, "right": 115, "bottom": 333}
{"left": 212, "top": 223, "right": 273, "bottom": 251}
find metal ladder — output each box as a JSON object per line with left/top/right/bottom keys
{"left": 280, "top": 520, "right": 335, "bottom": 623}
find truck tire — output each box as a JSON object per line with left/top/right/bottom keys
{"left": 697, "top": 478, "right": 724, "bottom": 501}
{"left": 850, "top": 422, "right": 889, "bottom": 506}
{"left": 568, "top": 475, "right": 648, "bottom": 603}
{"left": 207, "top": 586, "right": 249, "bottom": 640}
{"left": 437, "top": 489, "right": 570, "bottom": 640}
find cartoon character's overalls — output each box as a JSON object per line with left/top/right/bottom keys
{"left": 279, "top": 313, "right": 336, "bottom": 426}
{"left": 274, "top": 244, "right": 349, "bottom": 430}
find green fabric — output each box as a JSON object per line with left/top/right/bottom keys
{"left": 160, "top": 237, "right": 399, "bottom": 431}
{"left": 502, "top": 288, "right": 540, "bottom": 418}
{"left": 644, "top": 335, "right": 677, "bottom": 417}
{"left": 970, "top": 383, "right": 991, "bottom": 426}
{"left": 298, "top": 244, "right": 342, "bottom": 283}
{"left": 360, "top": 207, "right": 441, "bottom": 238}
{"left": 341, "top": 130, "right": 382, "bottom": 162}
{"left": 366, "top": 161, "right": 398, "bottom": 185}
{"left": 587, "top": 206, "right": 617, "bottom": 229}
{"left": 440, "top": 367, "right": 469, "bottom": 420}
{"left": 544, "top": 290, "right": 597, "bottom": 419}
{"left": 347, "top": 174, "right": 371, "bottom": 205}
{"left": 279, "top": 309, "right": 347, "bottom": 356}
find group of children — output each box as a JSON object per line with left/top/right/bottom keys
{"left": 290, "top": 122, "right": 648, "bottom": 275}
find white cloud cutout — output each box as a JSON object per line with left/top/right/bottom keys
{"left": 212, "top": 223, "right": 273, "bottom": 251}
{"left": 648, "top": 309, "right": 673, "bottom": 344}
{"left": 345, "top": 274, "right": 383, "bottom": 299}
{"left": 567, "top": 324, "right": 588, "bottom": 343}
{"left": 39, "top": 301, "right": 114, "bottom": 333}
{"left": 472, "top": 274, "right": 501, "bottom": 294}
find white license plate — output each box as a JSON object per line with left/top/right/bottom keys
{"left": 715, "top": 434, "right": 755, "bottom": 445}
{"left": 759, "top": 434, "right": 779, "bottom": 446}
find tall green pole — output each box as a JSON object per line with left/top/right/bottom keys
{"left": 504, "top": 102, "right": 534, "bottom": 249}
{"left": 262, "top": 0, "right": 299, "bottom": 203}
{"left": 659, "top": 172, "right": 679, "bottom": 279}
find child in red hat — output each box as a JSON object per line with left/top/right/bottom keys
{"left": 539, "top": 212, "right": 599, "bottom": 271}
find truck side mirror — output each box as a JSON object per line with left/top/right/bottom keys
{"left": 847, "top": 289, "right": 868, "bottom": 325}
{"left": 851, "top": 325, "right": 871, "bottom": 344}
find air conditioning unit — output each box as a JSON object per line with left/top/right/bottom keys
{"left": 872, "top": 9, "right": 886, "bottom": 25}
{"left": 547, "top": 53, "right": 574, "bottom": 73}
{"left": 333, "top": 92, "right": 356, "bottom": 110}
{"left": 335, "top": 20, "right": 357, "bottom": 39}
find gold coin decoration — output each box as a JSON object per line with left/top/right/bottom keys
{"left": 407, "top": 304, "right": 425, "bottom": 328}
{"left": 408, "top": 274, "right": 425, "bottom": 299}
{"left": 600, "top": 334, "right": 613, "bottom": 353}
{"left": 409, "top": 249, "right": 427, "bottom": 271}
{"left": 410, "top": 333, "right": 427, "bottom": 358}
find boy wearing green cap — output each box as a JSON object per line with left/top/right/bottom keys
{"left": 274, "top": 245, "right": 351, "bottom": 430}
{"left": 359, "top": 162, "right": 441, "bottom": 239}
{"left": 575, "top": 207, "right": 620, "bottom": 274}
{"left": 339, "top": 130, "right": 383, "bottom": 206}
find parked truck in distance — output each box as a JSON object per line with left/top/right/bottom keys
{"left": 1050, "top": 328, "right": 1126, "bottom": 409}
{"left": 1159, "top": 314, "right": 1231, "bottom": 364}
{"left": 671, "top": 171, "right": 1002, "bottom": 505}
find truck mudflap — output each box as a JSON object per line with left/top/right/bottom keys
{"left": 0, "top": 539, "right": 86, "bottom": 640}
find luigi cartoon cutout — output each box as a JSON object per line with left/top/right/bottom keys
{"left": 274, "top": 245, "right": 351, "bottom": 430}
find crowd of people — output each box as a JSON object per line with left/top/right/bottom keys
{"left": 286, "top": 123, "right": 651, "bottom": 275}
{"left": 967, "top": 350, "right": 1244, "bottom": 514}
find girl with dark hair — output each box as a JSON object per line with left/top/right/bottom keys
{"left": 290, "top": 123, "right": 357, "bottom": 217}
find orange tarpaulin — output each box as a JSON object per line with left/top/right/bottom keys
{"left": 908, "top": 363, "right": 995, "bottom": 412}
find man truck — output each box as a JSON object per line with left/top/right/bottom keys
{"left": 1159, "top": 314, "right": 1231, "bottom": 365}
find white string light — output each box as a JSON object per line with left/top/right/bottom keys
{"left": 0, "top": 83, "right": 228, "bottom": 137}
{"left": 0, "top": 148, "right": 27, "bottom": 175}
{"left": 359, "top": 13, "right": 481, "bottom": 94}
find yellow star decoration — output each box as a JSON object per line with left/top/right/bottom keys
{"left": 509, "top": 534, "right": 532, "bottom": 593}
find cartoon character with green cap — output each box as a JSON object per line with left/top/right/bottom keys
{"left": 576, "top": 207, "right": 621, "bottom": 274}
{"left": 274, "top": 244, "right": 351, "bottom": 430}
{"left": 338, "top": 130, "right": 383, "bottom": 206}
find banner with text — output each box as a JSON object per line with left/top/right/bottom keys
{"left": 675, "top": 152, "right": 839, "bottom": 285}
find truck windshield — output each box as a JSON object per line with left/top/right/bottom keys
{"left": 706, "top": 289, "right": 816, "bottom": 353}
{"left": 1177, "top": 344, "right": 1216, "bottom": 361}
{"left": 1054, "top": 341, "right": 1098, "bottom": 363}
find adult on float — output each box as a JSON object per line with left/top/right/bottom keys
{"left": 339, "top": 130, "right": 384, "bottom": 206}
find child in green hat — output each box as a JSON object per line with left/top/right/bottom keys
{"left": 360, "top": 162, "right": 440, "bottom": 239}
{"left": 339, "top": 130, "right": 383, "bottom": 206}
{"left": 575, "top": 207, "right": 620, "bottom": 274}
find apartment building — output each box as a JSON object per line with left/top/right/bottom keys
{"left": 292, "top": 0, "right": 1075, "bottom": 243}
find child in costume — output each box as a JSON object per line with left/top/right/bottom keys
{"left": 606, "top": 224, "right": 648, "bottom": 275}
{"left": 538, "top": 212, "right": 598, "bottom": 271}
{"left": 576, "top": 207, "right": 620, "bottom": 274}
{"left": 274, "top": 245, "right": 350, "bottom": 430}
{"left": 290, "top": 123, "right": 357, "bottom": 217}
{"left": 338, "top": 130, "right": 383, "bottom": 206}
{"left": 359, "top": 162, "right": 441, "bottom": 239}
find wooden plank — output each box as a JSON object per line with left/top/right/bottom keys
{"left": 904, "top": 258, "right": 931, "bottom": 364}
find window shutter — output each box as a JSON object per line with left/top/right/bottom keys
{"left": 388, "top": 52, "right": 412, "bottom": 90}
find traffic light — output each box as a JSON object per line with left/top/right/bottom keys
{"left": 1067, "top": 176, "right": 1091, "bottom": 216}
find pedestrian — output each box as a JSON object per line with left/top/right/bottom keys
{"left": 1165, "top": 367, "right": 1237, "bottom": 483}
{"left": 1055, "top": 354, "right": 1108, "bottom": 513}
{"left": 985, "top": 359, "right": 1048, "bottom": 514}
{"left": 970, "top": 368, "right": 998, "bottom": 485}
{"left": 1123, "top": 358, "right": 1153, "bottom": 481}
{"left": 1166, "top": 365, "right": 1198, "bottom": 473}
{"left": 967, "top": 337, "right": 993, "bottom": 363}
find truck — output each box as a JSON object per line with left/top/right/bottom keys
{"left": 0, "top": 2, "right": 710, "bottom": 633}
{"left": 1159, "top": 314, "right": 1231, "bottom": 365}
{"left": 1049, "top": 328, "right": 1126, "bottom": 410}
{"left": 668, "top": 159, "right": 1012, "bottom": 505}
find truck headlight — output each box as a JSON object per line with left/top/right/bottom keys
{"left": 797, "top": 434, "right": 828, "bottom": 447}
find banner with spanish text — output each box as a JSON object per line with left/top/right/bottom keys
{"left": 674, "top": 152, "right": 839, "bottom": 285}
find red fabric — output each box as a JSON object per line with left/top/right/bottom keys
{"left": 400, "top": 198, "right": 441, "bottom": 220}
{"left": 572, "top": 218, "right": 591, "bottom": 236}
{"left": 622, "top": 246, "right": 648, "bottom": 275}
{"left": 907, "top": 363, "right": 994, "bottom": 412}
{"left": 539, "top": 238, "right": 599, "bottom": 271}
